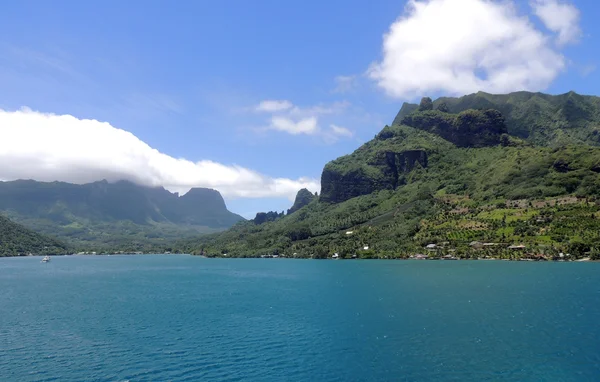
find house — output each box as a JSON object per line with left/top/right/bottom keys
{"left": 469, "top": 241, "right": 483, "bottom": 249}
{"left": 332, "top": 253, "right": 339, "bottom": 259}
{"left": 346, "top": 231, "right": 354, "bottom": 235}
{"left": 425, "top": 244, "right": 437, "bottom": 250}
{"left": 414, "top": 253, "right": 428, "bottom": 260}
{"left": 363, "top": 246, "right": 369, "bottom": 250}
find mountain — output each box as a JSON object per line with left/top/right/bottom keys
{"left": 178, "top": 91, "right": 600, "bottom": 260}
{"left": 287, "top": 189, "right": 317, "bottom": 215}
{"left": 393, "top": 91, "right": 600, "bottom": 147}
{"left": 0, "top": 214, "right": 69, "bottom": 257}
{"left": 0, "top": 180, "right": 244, "bottom": 249}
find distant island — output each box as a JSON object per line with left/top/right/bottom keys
{"left": 3, "top": 90, "right": 600, "bottom": 261}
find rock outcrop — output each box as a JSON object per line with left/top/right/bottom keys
{"left": 287, "top": 188, "right": 316, "bottom": 215}
{"left": 400, "top": 109, "right": 507, "bottom": 147}
{"left": 320, "top": 149, "right": 428, "bottom": 204}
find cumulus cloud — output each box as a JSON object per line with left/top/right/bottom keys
{"left": 531, "top": 0, "right": 581, "bottom": 45}
{"left": 368, "top": 0, "right": 581, "bottom": 99}
{"left": 0, "top": 108, "right": 319, "bottom": 200}
{"left": 269, "top": 116, "right": 318, "bottom": 135}
{"left": 255, "top": 100, "right": 293, "bottom": 112}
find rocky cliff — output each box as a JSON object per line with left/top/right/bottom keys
{"left": 287, "top": 188, "right": 317, "bottom": 214}
{"left": 400, "top": 109, "right": 508, "bottom": 147}
{"left": 320, "top": 149, "right": 428, "bottom": 204}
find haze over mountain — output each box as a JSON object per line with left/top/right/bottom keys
{"left": 0, "top": 179, "right": 243, "bottom": 249}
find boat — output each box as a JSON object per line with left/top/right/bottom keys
{"left": 41, "top": 256, "right": 51, "bottom": 263}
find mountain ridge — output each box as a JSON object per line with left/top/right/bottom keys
{"left": 0, "top": 179, "right": 244, "bottom": 249}
{"left": 393, "top": 91, "right": 600, "bottom": 147}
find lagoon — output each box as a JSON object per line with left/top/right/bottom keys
{"left": 1, "top": 255, "right": 599, "bottom": 381}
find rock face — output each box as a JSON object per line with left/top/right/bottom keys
{"left": 253, "top": 211, "right": 284, "bottom": 225}
{"left": 381, "top": 150, "right": 428, "bottom": 189}
{"left": 287, "top": 188, "right": 316, "bottom": 215}
{"left": 401, "top": 109, "right": 507, "bottom": 147}
{"left": 320, "top": 149, "right": 428, "bottom": 204}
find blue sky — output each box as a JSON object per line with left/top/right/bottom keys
{"left": 0, "top": 0, "right": 597, "bottom": 218}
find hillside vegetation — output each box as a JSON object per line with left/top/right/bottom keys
{"left": 0, "top": 215, "right": 69, "bottom": 256}
{"left": 178, "top": 91, "right": 600, "bottom": 260}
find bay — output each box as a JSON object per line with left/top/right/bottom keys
{"left": 1, "top": 255, "right": 599, "bottom": 381}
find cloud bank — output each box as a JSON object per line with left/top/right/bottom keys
{"left": 0, "top": 108, "right": 319, "bottom": 200}
{"left": 368, "top": 0, "right": 582, "bottom": 99}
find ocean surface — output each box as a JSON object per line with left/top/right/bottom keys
{"left": 1, "top": 256, "right": 599, "bottom": 381}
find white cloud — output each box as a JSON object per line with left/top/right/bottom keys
{"left": 531, "top": 0, "right": 581, "bottom": 45}
{"left": 329, "top": 124, "right": 353, "bottom": 138}
{"left": 0, "top": 108, "right": 319, "bottom": 200}
{"left": 255, "top": 100, "right": 293, "bottom": 112}
{"left": 269, "top": 116, "right": 318, "bottom": 135}
{"left": 252, "top": 99, "right": 353, "bottom": 142}
{"left": 368, "top": 0, "right": 581, "bottom": 99}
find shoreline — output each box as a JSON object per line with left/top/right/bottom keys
{"left": 2, "top": 253, "right": 597, "bottom": 263}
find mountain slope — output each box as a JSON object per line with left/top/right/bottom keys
{"left": 393, "top": 91, "right": 600, "bottom": 147}
{"left": 180, "top": 95, "right": 600, "bottom": 259}
{"left": 0, "top": 180, "right": 244, "bottom": 248}
{"left": 0, "top": 214, "right": 69, "bottom": 256}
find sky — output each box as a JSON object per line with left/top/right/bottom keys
{"left": 0, "top": 0, "right": 597, "bottom": 218}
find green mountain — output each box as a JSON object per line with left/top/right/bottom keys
{"left": 0, "top": 180, "right": 244, "bottom": 249}
{"left": 179, "top": 91, "right": 600, "bottom": 260}
{"left": 394, "top": 91, "right": 600, "bottom": 147}
{"left": 287, "top": 189, "right": 317, "bottom": 214}
{"left": 0, "top": 214, "right": 69, "bottom": 257}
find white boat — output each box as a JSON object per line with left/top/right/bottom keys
{"left": 41, "top": 256, "right": 51, "bottom": 263}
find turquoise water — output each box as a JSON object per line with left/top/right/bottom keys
{"left": 1, "top": 256, "right": 599, "bottom": 381}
